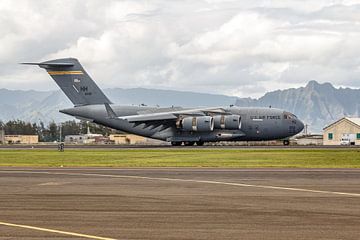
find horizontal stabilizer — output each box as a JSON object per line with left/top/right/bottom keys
{"left": 21, "top": 62, "right": 74, "bottom": 68}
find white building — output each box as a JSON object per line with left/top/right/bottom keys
{"left": 64, "top": 126, "right": 102, "bottom": 144}
{"left": 295, "top": 135, "right": 323, "bottom": 145}
{"left": 323, "top": 117, "right": 360, "bottom": 145}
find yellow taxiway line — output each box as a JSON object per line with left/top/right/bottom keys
{"left": 0, "top": 221, "right": 117, "bottom": 240}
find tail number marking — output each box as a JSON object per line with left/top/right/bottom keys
{"left": 80, "top": 86, "right": 92, "bottom": 95}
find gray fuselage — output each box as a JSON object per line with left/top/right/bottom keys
{"left": 61, "top": 105, "right": 304, "bottom": 143}
{"left": 24, "top": 57, "right": 304, "bottom": 144}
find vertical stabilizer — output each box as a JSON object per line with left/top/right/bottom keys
{"left": 23, "top": 58, "right": 112, "bottom": 106}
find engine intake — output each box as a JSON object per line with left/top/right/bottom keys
{"left": 181, "top": 116, "right": 214, "bottom": 132}
{"left": 214, "top": 115, "right": 241, "bottom": 130}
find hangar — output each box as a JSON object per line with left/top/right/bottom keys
{"left": 323, "top": 117, "right": 360, "bottom": 145}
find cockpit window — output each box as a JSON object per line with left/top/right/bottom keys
{"left": 284, "top": 112, "right": 297, "bottom": 120}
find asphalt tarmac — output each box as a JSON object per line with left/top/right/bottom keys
{"left": 0, "top": 168, "right": 359, "bottom": 240}
{"left": 0, "top": 144, "right": 359, "bottom": 149}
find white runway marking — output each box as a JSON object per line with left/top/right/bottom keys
{"left": 1, "top": 170, "right": 360, "bottom": 197}
{"left": 4, "top": 167, "right": 360, "bottom": 172}
{"left": 0, "top": 221, "right": 117, "bottom": 240}
{"left": 38, "top": 181, "right": 71, "bottom": 186}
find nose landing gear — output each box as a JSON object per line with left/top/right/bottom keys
{"left": 283, "top": 140, "right": 290, "bottom": 146}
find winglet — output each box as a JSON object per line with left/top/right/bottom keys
{"left": 104, "top": 103, "right": 117, "bottom": 119}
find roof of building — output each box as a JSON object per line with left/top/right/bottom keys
{"left": 347, "top": 117, "right": 360, "bottom": 126}
{"left": 323, "top": 117, "right": 360, "bottom": 130}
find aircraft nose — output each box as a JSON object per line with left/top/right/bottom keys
{"left": 297, "top": 120, "right": 305, "bottom": 133}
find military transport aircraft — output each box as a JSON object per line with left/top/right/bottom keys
{"left": 23, "top": 58, "right": 304, "bottom": 146}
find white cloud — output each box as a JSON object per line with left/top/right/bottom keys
{"left": 1, "top": 0, "right": 360, "bottom": 97}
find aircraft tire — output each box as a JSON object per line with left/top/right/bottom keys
{"left": 283, "top": 140, "right": 290, "bottom": 146}
{"left": 196, "top": 141, "right": 204, "bottom": 146}
{"left": 171, "top": 141, "right": 182, "bottom": 146}
{"left": 184, "top": 141, "right": 195, "bottom": 146}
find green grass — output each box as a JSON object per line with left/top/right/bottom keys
{"left": 0, "top": 149, "right": 359, "bottom": 168}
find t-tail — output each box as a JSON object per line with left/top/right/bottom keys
{"left": 22, "top": 58, "right": 112, "bottom": 106}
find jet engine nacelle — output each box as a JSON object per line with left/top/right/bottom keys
{"left": 181, "top": 116, "right": 214, "bottom": 132}
{"left": 214, "top": 115, "right": 241, "bottom": 130}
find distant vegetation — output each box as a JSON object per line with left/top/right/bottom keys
{"left": 2, "top": 81, "right": 360, "bottom": 133}
{"left": 0, "top": 120, "right": 116, "bottom": 142}
{"left": 0, "top": 149, "right": 359, "bottom": 168}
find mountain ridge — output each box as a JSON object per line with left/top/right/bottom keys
{"left": 1, "top": 81, "right": 359, "bottom": 133}
{"left": 235, "top": 80, "right": 360, "bottom": 132}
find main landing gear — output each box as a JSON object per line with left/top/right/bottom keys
{"left": 170, "top": 141, "right": 205, "bottom": 146}
{"left": 184, "top": 141, "right": 195, "bottom": 146}
{"left": 196, "top": 141, "right": 204, "bottom": 146}
{"left": 171, "top": 141, "right": 182, "bottom": 146}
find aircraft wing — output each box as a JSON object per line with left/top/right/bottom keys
{"left": 120, "top": 107, "right": 231, "bottom": 122}
{"left": 105, "top": 104, "right": 230, "bottom": 123}
{"left": 119, "top": 112, "right": 178, "bottom": 122}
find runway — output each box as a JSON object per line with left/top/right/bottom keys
{"left": 1, "top": 144, "right": 360, "bottom": 150}
{"left": 0, "top": 168, "right": 359, "bottom": 239}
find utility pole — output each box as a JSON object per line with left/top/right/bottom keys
{"left": 0, "top": 125, "right": 4, "bottom": 144}
{"left": 58, "top": 123, "right": 64, "bottom": 152}
{"left": 304, "top": 124, "right": 309, "bottom": 136}
{"left": 59, "top": 123, "right": 62, "bottom": 143}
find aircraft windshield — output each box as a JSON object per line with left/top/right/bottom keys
{"left": 284, "top": 112, "right": 297, "bottom": 120}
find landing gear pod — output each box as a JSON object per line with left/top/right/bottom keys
{"left": 181, "top": 116, "right": 214, "bottom": 132}
{"left": 214, "top": 115, "right": 241, "bottom": 130}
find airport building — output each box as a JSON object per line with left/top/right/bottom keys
{"left": 295, "top": 134, "right": 323, "bottom": 145}
{"left": 64, "top": 129, "right": 103, "bottom": 144}
{"left": 64, "top": 134, "right": 100, "bottom": 144}
{"left": 323, "top": 117, "right": 360, "bottom": 145}
{"left": 109, "top": 134, "right": 147, "bottom": 145}
{"left": 0, "top": 129, "right": 4, "bottom": 144}
{"left": 4, "top": 135, "right": 39, "bottom": 144}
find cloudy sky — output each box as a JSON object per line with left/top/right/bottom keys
{"left": 1, "top": 0, "right": 360, "bottom": 97}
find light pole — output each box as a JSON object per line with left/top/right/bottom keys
{"left": 58, "top": 123, "right": 64, "bottom": 152}
{"left": 59, "top": 123, "right": 62, "bottom": 143}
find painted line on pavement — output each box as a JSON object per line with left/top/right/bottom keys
{"left": 0, "top": 221, "right": 117, "bottom": 240}
{"left": 1, "top": 170, "right": 360, "bottom": 197}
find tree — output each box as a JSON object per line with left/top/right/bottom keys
{"left": 0, "top": 119, "right": 118, "bottom": 142}
{"left": 4, "top": 120, "right": 37, "bottom": 135}
{"left": 61, "top": 120, "right": 81, "bottom": 139}
{"left": 47, "top": 122, "right": 58, "bottom": 142}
